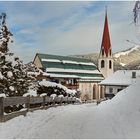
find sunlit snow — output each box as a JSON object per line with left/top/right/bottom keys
{"left": 0, "top": 77, "right": 140, "bottom": 138}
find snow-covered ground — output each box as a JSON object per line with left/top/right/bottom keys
{"left": 1, "top": 78, "right": 140, "bottom": 138}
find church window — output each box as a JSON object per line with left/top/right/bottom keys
{"left": 101, "top": 60, "right": 105, "bottom": 68}
{"left": 109, "top": 60, "right": 112, "bottom": 69}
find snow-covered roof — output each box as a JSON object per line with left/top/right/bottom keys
{"left": 100, "top": 70, "right": 140, "bottom": 86}
{"left": 42, "top": 59, "right": 61, "bottom": 63}
{"left": 33, "top": 53, "right": 104, "bottom": 81}
{"left": 48, "top": 73, "right": 80, "bottom": 79}
{"left": 46, "top": 68, "right": 101, "bottom": 74}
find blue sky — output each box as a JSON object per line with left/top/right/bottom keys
{"left": 0, "top": 1, "right": 137, "bottom": 63}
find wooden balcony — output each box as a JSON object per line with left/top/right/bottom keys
{"left": 64, "top": 84, "right": 79, "bottom": 90}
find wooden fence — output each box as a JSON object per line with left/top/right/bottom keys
{"left": 0, "top": 96, "right": 80, "bottom": 122}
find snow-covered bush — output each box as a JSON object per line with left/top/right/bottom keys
{"left": 37, "top": 79, "right": 79, "bottom": 98}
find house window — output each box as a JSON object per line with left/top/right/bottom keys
{"left": 109, "top": 87, "right": 113, "bottom": 93}
{"left": 73, "top": 79, "right": 77, "bottom": 85}
{"left": 101, "top": 60, "right": 105, "bottom": 68}
{"left": 117, "top": 89, "right": 122, "bottom": 92}
{"left": 132, "top": 72, "right": 136, "bottom": 78}
{"left": 109, "top": 60, "right": 112, "bottom": 69}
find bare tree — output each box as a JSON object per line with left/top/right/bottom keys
{"left": 133, "top": 1, "right": 140, "bottom": 24}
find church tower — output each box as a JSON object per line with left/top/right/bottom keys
{"left": 98, "top": 9, "right": 114, "bottom": 79}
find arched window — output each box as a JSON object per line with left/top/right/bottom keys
{"left": 109, "top": 60, "right": 112, "bottom": 69}
{"left": 101, "top": 60, "right": 105, "bottom": 68}
{"left": 93, "top": 84, "right": 96, "bottom": 99}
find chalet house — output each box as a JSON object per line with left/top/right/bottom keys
{"left": 33, "top": 53, "right": 104, "bottom": 101}
{"left": 99, "top": 70, "right": 140, "bottom": 99}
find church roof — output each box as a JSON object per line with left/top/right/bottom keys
{"left": 101, "top": 11, "right": 111, "bottom": 57}
{"left": 34, "top": 53, "right": 104, "bottom": 81}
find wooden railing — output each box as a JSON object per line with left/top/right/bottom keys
{"left": 0, "top": 96, "right": 80, "bottom": 122}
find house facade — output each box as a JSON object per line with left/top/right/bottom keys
{"left": 99, "top": 70, "right": 140, "bottom": 99}
{"left": 33, "top": 53, "right": 104, "bottom": 101}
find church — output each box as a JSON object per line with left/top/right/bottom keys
{"left": 33, "top": 9, "right": 114, "bottom": 102}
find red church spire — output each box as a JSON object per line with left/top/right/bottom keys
{"left": 101, "top": 9, "right": 111, "bottom": 57}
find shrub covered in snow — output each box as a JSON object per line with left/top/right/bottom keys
{"left": 37, "top": 79, "right": 80, "bottom": 98}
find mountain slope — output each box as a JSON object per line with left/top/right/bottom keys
{"left": 70, "top": 45, "right": 140, "bottom": 70}
{"left": 114, "top": 45, "right": 140, "bottom": 66}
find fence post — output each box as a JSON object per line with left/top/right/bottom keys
{"left": 0, "top": 97, "right": 4, "bottom": 122}
{"left": 60, "top": 97, "right": 62, "bottom": 106}
{"left": 53, "top": 97, "right": 55, "bottom": 106}
{"left": 26, "top": 96, "right": 30, "bottom": 112}
{"left": 72, "top": 97, "right": 74, "bottom": 104}
{"left": 42, "top": 96, "right": 46, "bottom": 108}
{"left": 71, "top": 97, "right": 73, "bottom": 104}
{"left": 67, "top": 97, "right": 68, "bottom": 104}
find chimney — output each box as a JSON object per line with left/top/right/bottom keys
{"left": 132, "top": 71, "right": 136, "bottom": 78}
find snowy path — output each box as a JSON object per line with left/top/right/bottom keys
{"left": 1, "top": 78, "right": 140, "bottom": 139}
{"left": 0, "top": 101, "right": 139, "bottom": 139}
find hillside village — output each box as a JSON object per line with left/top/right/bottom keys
{"left": 0, "top": 1, "right": 140, "bottom": 139}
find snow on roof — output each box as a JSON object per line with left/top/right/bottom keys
{"left": 41, "top": 59, "right": 61, "bottom": 63}
{"left": 78, "top": 79, "right": 103, "bottom": 82}
{"left": 41, "top": 59, "right": 96, "bottom": 66}
{"left": 62, "top": 60, "right": 79, "bottom": 64}
{"left": 46, "top": 68, "right": 101, "bottom": 74}
{"left": 100, "top": 70, "right": 140, "bottom": 86}
{"left": 81, "top": 76, "right": 104, "bottom": 80}
{"left": 48, "top": 73, "right": 80, "bottom": 79}
{"left": 78, "top": 62, "right": 96, "bottom": 66}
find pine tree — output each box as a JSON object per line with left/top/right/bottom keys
{"left": 0, "top": 13, "right": 37, "bottom": 97}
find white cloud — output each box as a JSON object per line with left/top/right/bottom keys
{"left": 3, "top": 1, "right": 138, "bottom": 63}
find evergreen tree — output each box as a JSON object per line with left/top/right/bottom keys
{"left": 0, "top": 13, "right": 37, "bottom": 97}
